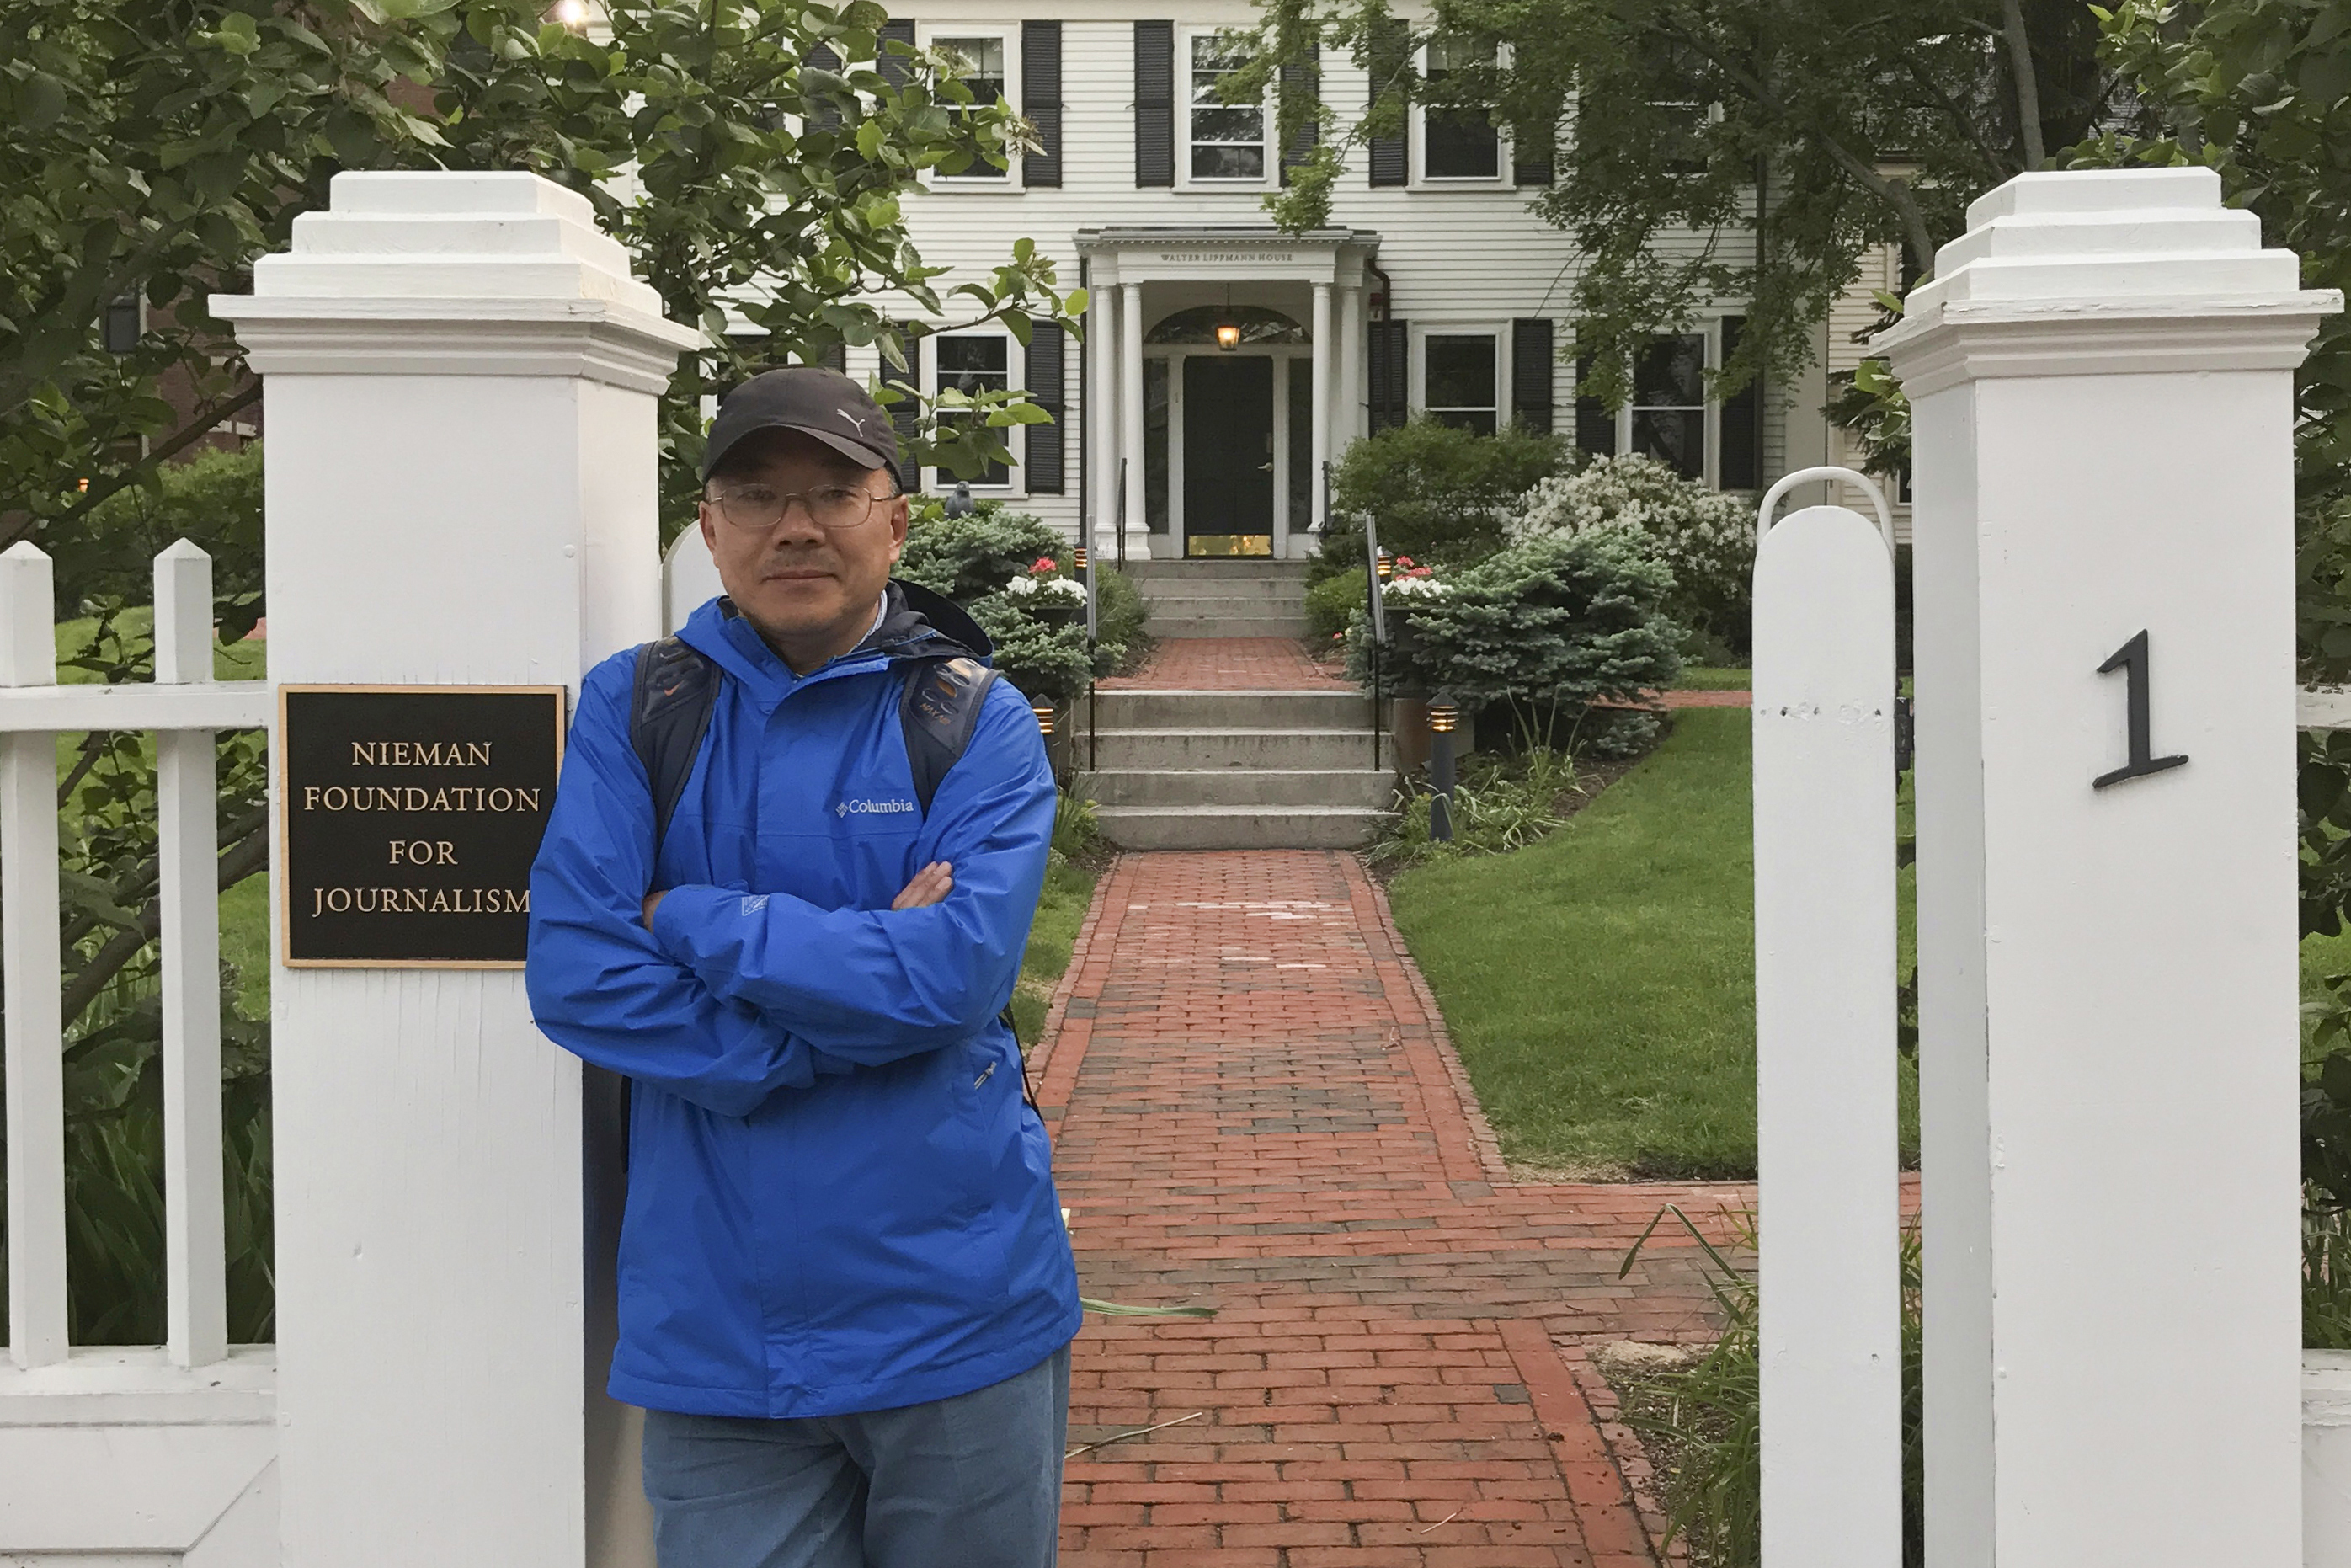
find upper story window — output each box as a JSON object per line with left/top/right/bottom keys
{"left": 934, "top": 331, "right": 1014, "bottom": 488}
{"left": 1189, "top": 33, "right": 1266, "bottom": 181}
{"left": 1421, "top": 37, "right": 1500, "bottom": 180}
{"left": 1423, "top": 333, "right": 1500, "bottom": 435}
{"left": 1646, "top": 44, "right": 1712, "bottom": 175}
{"left": 929, "top": 29, "right": 1014, "bottom": 183}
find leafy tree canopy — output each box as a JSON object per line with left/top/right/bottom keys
{"left": 0, "top": 0, "right": 1085, "bottom": 571}
{"left": 1239, "top": 0, "right": 2115, "bottom": 404}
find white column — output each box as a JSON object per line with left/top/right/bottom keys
{"left": 1878, "top": 166, "right": 2338, "bottom": 1567}
{"left": 214, "top": 171, "right": 696, "bottom": 1568}
{"left": 1120, "top": 281, "right": 1147, "bottom": 555}
{"left": 1090, "top": 280, "right": 1120, "bottom": 559}
{"left": 1310, "top": 281, "right": 1333, "bottom": 536}
{"left": 1338, "top": 282, "right": 1366, "bottom": 445}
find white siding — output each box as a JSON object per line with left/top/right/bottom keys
{"left": 837, "top": 3, "right": 1791, "bottom": 539}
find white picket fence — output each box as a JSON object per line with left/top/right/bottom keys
{"left": 0, "top": 537, "right": 276, "bottom": 1561}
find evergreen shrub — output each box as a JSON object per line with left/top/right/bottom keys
{"left": 1506, "top": 453, "right": 1757, "bottom": 653}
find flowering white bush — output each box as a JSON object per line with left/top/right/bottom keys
{"left": 1382, "top": 573, "right": 1448, "bottom": 600}
{"left": 1003, "top": 572, "right": 1085, "bottom": 603}
{"left": 1505, "top": 454, "right": 1755, "bottom": 647}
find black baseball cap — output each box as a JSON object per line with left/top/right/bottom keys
{"left": 701, "top": 366, "right": 900, "bottom": 484}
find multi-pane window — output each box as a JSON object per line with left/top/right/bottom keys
{"left": 1424, "top": 334, "right": 1499, "bottom": 435}
{"left": 1422, "top": 37, "right": 1499, "bottom": 179}
{"left": 1190, "top": 34, "right": 1266, "bottom": 180}
{"left": 935, "top": 333, "right": 1012, "bottom": 486}
{"left": 1629, "top": 334, "right": 1707, "bottom": 479}
{"left": 936, "top": 35, "right": 1009, "bottom": 180}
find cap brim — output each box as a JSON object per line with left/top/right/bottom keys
{"left": 703, "top": 419, "right": 897, "bottom": 483}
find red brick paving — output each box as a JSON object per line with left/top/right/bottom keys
{"left": 1037, "top": 851, "right": 1752, "bottom": 1566}
{"left": 1098, "top": 637, "right": 1351, "bottom": 692}
{"left": 1655, "top": 689, "right": 1750, "bottom": 709}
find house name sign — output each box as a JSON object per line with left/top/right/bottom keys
{"left": 278, "top": 685, "right": 567, "bottom": 968}
{"left": 1158, "top": 252, "right": 1296, "bottom": 264}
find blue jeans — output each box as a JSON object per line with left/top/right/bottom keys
{"left": 639, "top": 1346, "right": 1070, "bottom": 1568}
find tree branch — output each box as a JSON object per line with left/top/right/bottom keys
{"left": 57, "top": 804, "right": 269, "bottom": 971}
{"left": 0, "top": 379, "right": 263, "bottom": 552}
{"left": 59, "top": 818, "right": 269, "bottom": 1031}
{"left": 2001, "top": 0, "right": 2048, "bottom": 169}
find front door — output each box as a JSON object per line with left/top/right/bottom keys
{"left": 1182, "top": 356, "right": 1275, "bottom": 557}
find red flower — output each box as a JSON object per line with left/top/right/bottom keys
{"left": 1032, "top": 556, "right": 1057, "bottom": 573}
{"left": 1395, "top": 555, "right": 1415, "bottom": 568}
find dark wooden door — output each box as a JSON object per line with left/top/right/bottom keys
{"left": 1183, "top": 356, "right": 1275, "bottom": 556}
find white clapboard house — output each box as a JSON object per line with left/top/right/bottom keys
{"left": 794, "top": 7, "right": 1850, "bottom": 562}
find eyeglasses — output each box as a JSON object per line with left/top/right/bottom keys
{"left": 707, "top": 482, "right": 897, "bottom": 533}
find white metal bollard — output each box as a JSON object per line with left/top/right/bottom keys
{"left": 1751, "top": 466, "right": 1901, "bottom": 1566}
{"left": 1880, "top": 165, "right": 2338, "bottom": 1565}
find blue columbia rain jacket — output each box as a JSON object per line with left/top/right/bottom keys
{"left": 525, "top": 585, "right": 1080, "bottom": 1419}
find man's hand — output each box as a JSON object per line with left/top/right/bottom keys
{"left": 642, "top": 889, "right": 666, "bottom": 927}
{"left": 892, "top": 861, "right": 954, "bottom": 910}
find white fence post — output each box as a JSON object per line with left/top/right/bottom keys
{"left": 155, "top": 539, "right": 228, "bottom": 1369}
{"left": 1879, "top": 166, "right": 2340, "bottom": 1564}
{"left": 1750, "top": 468, "right": 1900, "bottom": 1565}
{"left": 212, "top": 171, "right": 696, "bottom": 1568}
{"left": 0, "top": 541, "right": 65, "bottom": 1369}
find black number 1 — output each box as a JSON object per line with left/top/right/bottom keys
{"left": 2093, "top": 629, "right": 2188, "bottom": 791}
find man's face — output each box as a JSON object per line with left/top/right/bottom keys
{"left": 698, "top": 429, "right": 908, "bottom": 666}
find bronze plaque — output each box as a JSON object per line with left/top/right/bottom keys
{"left": 279, "top": 685, "right": 568, "bottom": 968}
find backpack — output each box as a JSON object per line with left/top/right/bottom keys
{"left": 627, "top": 637, "right": 996, "bottom": 850}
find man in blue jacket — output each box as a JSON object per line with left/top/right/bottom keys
{"left": 527, "top": 366, "right": 1080, "bottom": 1567}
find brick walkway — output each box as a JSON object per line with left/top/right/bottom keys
{"left": 1098, "top": 637, "right": 1351, "bottom": 691}
{"left": 1034, "top": 850, "right": 1750, "bottom": 1566}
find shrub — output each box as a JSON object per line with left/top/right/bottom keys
{"left": 1320, "top": 417, "right": 1570, "bottom": 574}
{"left": 1344, "top": 531, "right": 1682, "bottom": 743}
{"left": 895, "top": 499, "right": 1062, "bottom": 603}
{"left": 1506, "top": 454, "right": 1757, "bottom": 653}
{"left": 1304, "top": 565, "right": 1367, "bottom": 642}
{"left": 1370, "top": 748, "right": 1579, "bottom": 868}
{"left": 1096, "top": 567, "right": 1149, "bottom": 655}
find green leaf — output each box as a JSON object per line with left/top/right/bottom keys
{"left": 19, "top": 72, "right": 67, "bottom": 129}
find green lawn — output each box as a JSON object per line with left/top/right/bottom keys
{"left": 1389, "top": 707, "right": 1918, "bottom": 1180}
{"left": 1011, "top": 859, "right": 1097, "bottom": 1046}
{"left": 1672, "top": 666, "right": 1752, "bottom": 691}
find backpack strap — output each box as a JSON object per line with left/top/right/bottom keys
{"left": 898, "top": 655, "right": 998, "bottom": 816}
{"left": 630, "top": 636, "right": 724, "bottom": 854}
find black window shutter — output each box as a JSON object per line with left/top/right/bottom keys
{"left": 1574, "top": 356, "right": 1619, "bottom": 458}
{"left": 1511, "top": 318, "right": 1554, "bottom": 433}
{"left": 886, "top": 349, "right": 922, "bottom": 494}
{"left": 1023, "top": 22, "right": 1064, "bottom": 187}
{"left": 1719, "top": 316, "right": 1760, "bottom": 489}
{"left": 1367, "top": 19, "right": 1409, "bottom": 187}
{"left": 1134, "top": 22, "right": 1176, "bottom": 187}
{"left": 1367, "top": 319, "right": 1410, "bottom": 432}
{"left": 808, "top": 43, "right": 844, "bottom": 132}
{"left": 1025, "top": 323, "right": 1067, "bottom": 494}
{"left": 1512, "top": 115, "right": 1554, "bottom": 186}
{"left": 1280, "top": 45, "right": 1321, "bottom": 186}
{"left": 877, "top": 19, "right": 914, "bottom": 88}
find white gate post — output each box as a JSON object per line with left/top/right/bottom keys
{"left": 1751, "top": 468, "right": 1900, "bottom": 1566}
{"left": 1879, "top": 166, "right": 2339, "bottom": 1565}
{"left": 214, "top": 171, "right": 696, "bottom": 1568}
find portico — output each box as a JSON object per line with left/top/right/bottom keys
{"left": 1077, "top": 227, "right": 1379, "bottom": 561}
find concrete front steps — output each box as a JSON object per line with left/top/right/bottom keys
{"left": 1126, "top": 558, "right": 1313, "bottom": 639}
{"left": 1079, "top": 687, "right": 1394, "bottom": 850}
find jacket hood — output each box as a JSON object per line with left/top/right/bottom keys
{"left": 676, "top": 579, "right": 989, "bottom": 705}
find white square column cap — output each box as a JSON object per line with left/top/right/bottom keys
{"left": 1878, "top": 166, "right": 2339, "bottom": 396}
{"left": 212, "top": 171, "right": 700, "bottom": 393}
